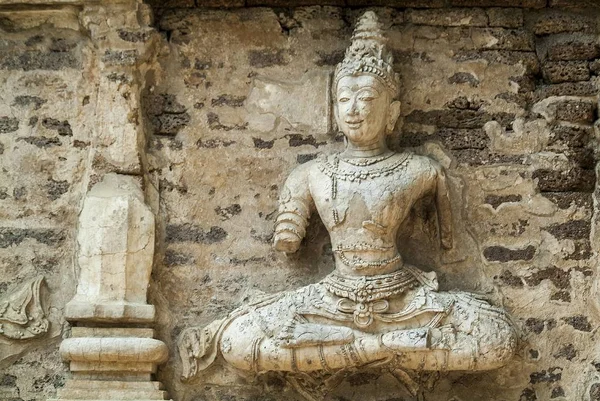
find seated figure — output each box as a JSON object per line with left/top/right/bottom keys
{"left": 179, "top": 11, "right": 517, "bottom": 399}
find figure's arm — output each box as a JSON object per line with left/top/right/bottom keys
{"left": 431, "top": 161, "right": 453, "bottom": 250}
{"left": 273, "top": 164, "right": 314, "bottom": 254}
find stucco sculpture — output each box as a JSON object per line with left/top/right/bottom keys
{"left": 0, "top": 275, "right": 48, "bottom": 340}
{"left": 179, "top": 11, "right": 517, "bottom": 399}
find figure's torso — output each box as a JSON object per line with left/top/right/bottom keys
{"left": 306, "top": 152, "right": 438, "bottom": 276}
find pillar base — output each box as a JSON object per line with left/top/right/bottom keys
{"left": 50, "top": 380, "right": 169, "bottom": 401}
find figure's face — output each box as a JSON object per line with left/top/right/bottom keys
{"left": 334, "top": 75, "right": 400, "bottom": 146}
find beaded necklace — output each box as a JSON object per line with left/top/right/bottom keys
{"left": 318, "top": 152, "right": 412, "bottom": 200}
{"left": 339, "top": 151, "right": 395, "bottom": 166}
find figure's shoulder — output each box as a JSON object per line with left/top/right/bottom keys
{"left": 406, "top": 153, "right": 446, "bottom": 178}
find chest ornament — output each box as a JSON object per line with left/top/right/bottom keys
{"left": 317, "top": 153, "right": 412, "bottom": 200}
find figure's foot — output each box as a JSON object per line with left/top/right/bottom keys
{"left": 380, "top": 327, "right": 431, "bottom": 352}
{"left": 277, "top": 320, "right": 354, "bottom": 348}
{"left": 178, "top": 321, "right": 222, "bottom": 381}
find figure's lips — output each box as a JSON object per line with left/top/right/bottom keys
{"left": 345, "top": 120, "right": 363, "bottom": 128}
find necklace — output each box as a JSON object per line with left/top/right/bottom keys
{"left": 340, "top": 151, "right": 395, "bottom": 166}
{"left": 318, "top": 152, "right": 412, "bottom": 199}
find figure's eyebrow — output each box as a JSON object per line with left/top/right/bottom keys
{"left": 358, "top": 86, "right": 380, "bottom": 93}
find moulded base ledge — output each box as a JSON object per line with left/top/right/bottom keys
{"left": 50, "top": 380, "right": 171, "bottom": 401}
{"left": 65, "top": 302, "right": 155, "bottom": 324}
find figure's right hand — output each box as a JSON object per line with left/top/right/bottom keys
{"left": 274, "top": 232, "right": 302, "bottom": 254}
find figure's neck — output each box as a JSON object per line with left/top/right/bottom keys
{"left": 342, "top": 137, "right": 389, "bottom": 158}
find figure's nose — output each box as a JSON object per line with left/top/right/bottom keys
{"left": 348, "top": 98, "right": 359, "bottom": 115}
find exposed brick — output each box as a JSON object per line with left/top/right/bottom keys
{"left": 196, "top": 138, "right": 236, "bottom": 148}
{"left": 525, "top": 266, "right": 571, "bottom": 288}
{"left": 249, "top": 0, "right": 342, "bottom": 4}
{"left": 525, "top": 317, "right": 555, "bottom": 334}
{"left": 496, "top": 92, "right": 529, "bottom": 108}
{"left": 530, "top": 367, "right": 562, "bottom": 384}
{"left": 45, "top": 179, "right": 69, "bottom": 200}
{"left": 562, "top": 315, "right": 592, "bottom": 331}
{"left": 497, "top": 269, "right": 524, "bottom": 287}
{"left": 453, "top": 149, "right": 526, "bottom": 166}
{"left": 486, "top": 194, "right": 522, "bottom": 208}
{"left": 551, "top": 290, "right": 571, "bottom": 302}
{"left": 0, "top": 227, "right": 65, "bottom": 248}
{"left": 102, "top": 50, "right": 138, "bottom": 66}
{"left": 445, "top": 96, "right": 484, "bottom": 110}
{"left": 542, "top": 61, "right": 590, "bottom": 83}
{"left": 297, "top": 153, "right": 318, "bottom": 164}
{"left": 564, "top": 148, "right": 594, "bottom": 170}
{"left": 533, "top": 168, "right": 595, "bottom": 192}
{"left": 590, "top": 60, "right": 600, "bottom": 75}
{"left": 486, "top": 8, "right": 523, "bottom": 28}
{"left": 554, "top": 344, "right": 577, "bottom": 361}
{"left": 211, "top": 94, "right": 246, "bottom": 107}
{"left": 483, "top": 245, "right": 536, "bottom": 262}
{"left": 42, "top": 118, "right": 72, "bottom": 136}
{"left": 147, "top": 94, "right": 186, "bottom": 114}
{"left": 253, "top": 137, "right": 274, "bottom": 149}
{"left": 215, "top": 204, "right": 242, "bottom": 221}
{"left": 405, "top": 109, "right": 514, "bottom": 129}
{"left": 0, "top": 116, "right": 18, "bottom": 133}
{"left": 0, "top": 51, "right": 79, "bottom": 71}
{"left": 248, "top": 49, "right": 288, "bottom": 68}
{"left": 49, "top": 37, "right": 76, "bottom": 52}
{"left": 448, "top": 72, "right": 479, "bottom": 86}
{"left": 13, "top": 95, "right": 47, "bottom": 110}
{"left": 146, "top": 94, "right": 191, "bottom": 135}
{"left": 455, "top": 50, "right": 540, "bottom": 74}
{"left": 166, "top": 224, "right": 227, "bottom": 244}
{"left": 286, "top": 134, "right": 326, "bottom": 148}
{"left": 156, "top": 113, "right": 191, "bottom": 135}
{"left": 164, "top": 249, "right": 195, "bottom": 267}
{"left": 520, "top": 388, "right": 537, "bottom": 401}
{"left": 193, "top": 0, "right": 240, "bottom": 6}
{"left": 437, "top": 128, "right": 489, "bottom": 150}
{"left": 548, "top": 124, "right": 592, "bottom": 148}
{"left": 345, "top": 0, "right": 445, "bottom": 6}
{"left": 450, "top": 0, "right": 545, "bottom": 6}
{"left": 533, "top": 13, "right": 595, "bottom": 35}
{"left": 555, "top": 100, "right": 596, "bottom": 123}
{"left": 548, "top": 40, "right": 600, "bottom": 61}
{"left": 407, "top": 8, "right": 488, "bottom": 27}
{"left": 545, "top": 220, "right": 590, "bottom": 240}
{"left": 117, "top": 29, "right": 152, "bottom": 43}
{"left": 533, "top": 81, "right": 597, "bottom": 102}
{"left": 510, "top": 75, "right": 536, "bottom": 93}
{"left": 566, "top": 240, "right": 592, "bottom": 260}
{"left": 542, "top": 192, "right": 592, "bottom": 209}
{"left": 549, "top": 0, "right": 600, "bottom": 8}
{"left": 474, "top": 28, "right": 534, "bottom": 51}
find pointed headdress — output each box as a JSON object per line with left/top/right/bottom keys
{"left": 334, "top": 11, "right": 400, "bottom": 98}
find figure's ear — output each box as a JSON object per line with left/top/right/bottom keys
{"left": 386, "top": 100, "right": 401, "bottom": 134}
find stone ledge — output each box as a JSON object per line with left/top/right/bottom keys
{"left": 65, "top": 302, "right": 156, "bottom": 324}
{"left": 60, "top": 337, "right": 169, "bottom": 363}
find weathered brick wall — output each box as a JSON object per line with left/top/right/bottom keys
{"left": 0, "top": 7, "right": 94, "bottom": 399}
{"left": 148, "top": 5, "right": 600, "bottom": 401}
{"left": 1, "top": 1, "right": 600, "bottom": 401}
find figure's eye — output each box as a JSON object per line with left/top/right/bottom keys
{"left": 338, "top": 97, "right": 350, "bottom": 103}
{"left": 360, "top": 96, "right": 375, "bottom": 102}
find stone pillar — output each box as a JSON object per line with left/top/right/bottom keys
{"left": 53, "top": 175, "right": 169, "bottom": 401}
{"left": 49, "top": 1, "right": 170, "bottom": 400}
